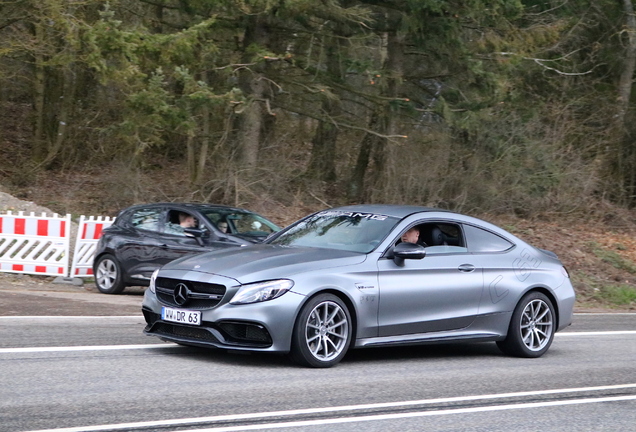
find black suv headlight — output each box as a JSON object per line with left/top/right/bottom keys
{"left": 149, "top": 269, "right": 159, "bottom": 294}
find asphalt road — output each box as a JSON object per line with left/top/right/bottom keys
{"left": 0, "top": 280, "right": 635, "bottom": 432}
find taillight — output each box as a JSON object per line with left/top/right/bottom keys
{"left": 561, "top": 266, "right": 570, "bottom": 278}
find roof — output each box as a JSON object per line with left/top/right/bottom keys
{"left": 121, "top": 202, "right": 250, "bottom": 213}
{"left": 328, "top": 204, "right": 451, "bottom": 219}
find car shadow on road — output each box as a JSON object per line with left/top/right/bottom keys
{"left": 151, "top": 342, "right": 506, "bottom": 369}
{"left": 154, "top": 344, "right": 293, "bottom": 368}
{"left": 84, "top": 284, "right": 147, "bottom": 296}
{"left": 344, "top": 342, "right": 504, "bottom": 364}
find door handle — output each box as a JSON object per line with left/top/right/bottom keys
{"left": 458, "top": 264, "right": 475, "bottom": 273}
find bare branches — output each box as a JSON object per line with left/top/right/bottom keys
{"left": 488, "top": 51, "right": 599, "bottom": 76}
{"left": 273, "top": 101, "right": 407, "bottom": 141}
{"left": 531, "top": 57, "right": 597, "bottom": 76}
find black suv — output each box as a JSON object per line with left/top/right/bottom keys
{"left": 93, "top": 203, "right": 280, "bottom": 294}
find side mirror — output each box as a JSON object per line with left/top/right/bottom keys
{"left": 184, "top": 227, "right": 209, "bottom": 246}
{"left": 392, "top": 242, "right": 426, "bottom": 267}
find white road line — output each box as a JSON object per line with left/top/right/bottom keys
{"left": 0, "top": 316, "right": 141, "bottom": 319}
{"left": 22, "top": 383, "right": 636, "bottom": 432}
{"left": 573, "top": 313, "right": 636, "bottom": 315}
{"left": 0, "top": 331, "right": 634, "bottom": 354}
{"left": 0, "top": 344, "right": 174, "bottom": 353}
{"left": 556, "top": 331, "right": 636, "bottom": 336}
{"left": 177, "top": 395, "right": 636, "bottom": 432}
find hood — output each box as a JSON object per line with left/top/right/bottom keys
{"left": 162, "top": 244, "right": 367, "bottom": 283}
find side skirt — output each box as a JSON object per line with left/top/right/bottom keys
{"left": 355, "top": 312, "right": 511, "bottom": 348}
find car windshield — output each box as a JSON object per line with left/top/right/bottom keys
{"left": 268, "top": 210, "right": 399, "bottom": 253}
{"left": 199, "top": 209, "right": 280, "bottom": 237}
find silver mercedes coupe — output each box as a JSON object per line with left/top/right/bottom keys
{"left": 142, "top": 205, "right": 575, "bottom": 367}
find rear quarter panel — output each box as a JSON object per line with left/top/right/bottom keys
{"left": 477, "top": 246, "right": 570, "bottom": 320}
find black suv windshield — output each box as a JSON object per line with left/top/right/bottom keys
{"left": 199, "top": 209, "right": 280, "bottom": 237}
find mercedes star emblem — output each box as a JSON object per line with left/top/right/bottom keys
{"left": 173, "top": 283, "right": 190, "bottom": 306}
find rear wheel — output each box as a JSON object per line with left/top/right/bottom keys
{"left": 497, "top": 291, "right": 555, "bottom": 358}
{"left": 94, "top": 254, "right": 126, "bottom": 294}
{"left": 290, "top": 294, "right": 352, "bottom": 368}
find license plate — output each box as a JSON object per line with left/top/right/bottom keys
{"left": 161, "top": 307, "right": 201, "bottom": 326}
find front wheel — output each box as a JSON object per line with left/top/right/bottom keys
{"left": 497, "top": 291, "right": 555, "bottom": 358}
{"left": 94, "top": 254, "right": 126, "bottom": 294}
{"left": 289, "top": 294, "right": 352, "bottom": 368}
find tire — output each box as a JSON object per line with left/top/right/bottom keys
{"left": 289, "top": 294, "right": 352, "bottom": 368}
{"left": 94, "top": 254, "right": 126, "bottom": 294}
{"left": 497, "top": 291, "right": 555, "bottom": 358}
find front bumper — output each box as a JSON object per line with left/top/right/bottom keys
{"left": 141, "top": 273, "right": 305, "bottom": 353}
{"left": 143, "top": 307, "right": 274, "bottom": 348}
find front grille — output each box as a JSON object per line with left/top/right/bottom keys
{"left": 153, "top": 322, "right": 221, "bottom": 343}
{"left": 156, "top": 277, "right": 226, "bottom": 309}
{"left": 146, "top": 319, "right": 273, "bottom": 348}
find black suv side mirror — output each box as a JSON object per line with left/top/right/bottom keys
{"left": 392, "top": 242, "right": 426, "bottom": 266}
{"left": 184, "top": 227, "right": 209, "bottom": 246}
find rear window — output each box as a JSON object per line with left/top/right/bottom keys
{"left": 129, "top": 208, "right": 162, "bottom": 232}
{"left": 464, "top": 224, "right": 514, "bottom": 253}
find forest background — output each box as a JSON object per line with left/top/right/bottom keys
{"left": 1, "top": 0, "right": 636, "bottom": 310}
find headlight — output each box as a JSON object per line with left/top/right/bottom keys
{"left": 149, "top": 269, "right": 159, "bottom": 294}
{"left": 230, "top": 279, "right": 294, "bottom": 305}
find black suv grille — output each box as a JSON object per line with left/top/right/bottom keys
{"left": 156, "top": 277, "right": 226, "bottom": 309}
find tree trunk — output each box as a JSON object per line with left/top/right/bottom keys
{"left": 349, "top": 13, "right": 405, "bottom": 202}
{"left": 237, "top": 85, "right": 264, "bottom": 167}
{"left": 617, "top": 0, "right": 636, "bottom": 203}
{"left": 194, "top": 107, "right": 211, "bottom": 186}
{"left": 152, "top": 3, "right": 163, "bottom": 33}
{"left": 348, "top": 110, "right": 379, "bottom": 202}
{"left": 43, "top": 64, "right": 76, "bottom": 168}
{"left": 186, "top": 132, "right": 196, "bottom": 181}
{"left": 32, "top": 21, "right": 46, "bottom": 162}
{"left": 188, "top": 70, "right": 212, "bottom": 186}
{"left": 235, "top": 15, "right": 270, "bottom": 169}
{"left": 618, "top": 0, "right": 636, "bottom": 123}
{"left": 306, "top": 35, "right": 342, "bottom": 183}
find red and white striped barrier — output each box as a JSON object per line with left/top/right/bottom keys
{"left": 0, "top": 211, "right": 71, "bottom": 277}
{"left": 70, "top": 215, "right": 115, "bottom": 277}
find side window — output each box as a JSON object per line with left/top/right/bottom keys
{"left": 164, "top": 210, "right": 198, "bottom": 236}
{"left": 415, "top": 222, "right": 468, "bottom": 254}
{"left": 130, "top": 208, "right": 162, "bottom": 233}
{"left": 204, "top": 212, "right": 231, "bottom": 234}
{"left": 418, "top": 223, "right": 464, "bottom": 246}
{"left": 464, "top": 224, "right": 514, "bottom": 253}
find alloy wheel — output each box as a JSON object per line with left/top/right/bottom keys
{"left": 96, "top": 259, "right": 117, "bottom": 290}
{"left": 304, "top": 300, "right": 349, "bottom": 362}
{"left": 520, "top": 298, "right": 554, "bottom": 352}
